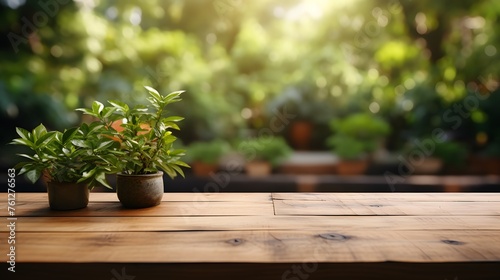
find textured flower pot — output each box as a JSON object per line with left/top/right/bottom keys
{"left": 116, "top": 172, "right": 164, "bottom": 208}
{"left": 47, "top": 182, "right": 90, "bottom": 210}
{"left": 337, "top": 160, "right": 368, "bottom": 175}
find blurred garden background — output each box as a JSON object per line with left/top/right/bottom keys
{"left": 1, "top": 0, "right": 499, "bottom": 190}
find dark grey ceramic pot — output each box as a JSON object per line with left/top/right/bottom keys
{"left": 47, "top": 182, "right": 90, "bottom": 210}
{"left": 116, "top": 172, "right": 164, "bottom": 208}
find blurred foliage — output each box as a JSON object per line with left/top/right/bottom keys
{"left": 185, "top": 139, "right": 231, "bottom": 164}
{"left": 327, "top": 113, "right": 391, "bottom": 160}
{"left": 239, "top": 136, "right": 292, "bottom": 166}
{"left": 434, "top": 141, "right": 469, "bottom": 168}
{"left": 1, "top": 0, "right": 500, "bottom": 167}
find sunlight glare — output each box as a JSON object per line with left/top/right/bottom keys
{"left": 274, "top": 0, "right": 354, "bottom": 21}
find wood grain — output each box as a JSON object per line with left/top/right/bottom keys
{"left": 2, "top": 192, "right": 272, "bottom": 202}
{"left": 273, "top": 192, "right": 500, "bottom": 202}
{"left": 3, "top": 230, "right": 500, "bottom": 263}
{"left": 0, "top": 200, "right": 274, "bottom": 217}
{"left": 3, "top": 215, "right": 500, "bottom": 232}
{"left": 1, "top": 192, "right": 499, "bottom": 280}
{"left": 273, "top": 199, "right": 500, "bottom": 216}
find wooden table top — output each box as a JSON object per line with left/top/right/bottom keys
{"left": 1, "top": 192, "right": 500, "bottom": 280}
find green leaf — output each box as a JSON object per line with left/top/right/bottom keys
{"left": 25, "top": 169, "right": 42, "bottom": 184}
{"left": 143, "top": 167, "right": 158, "bottom": 174}
{"left": 102, "top": 107, "right": 117, "bottom": 118}
{"left": 92, "top": 101, "right": 104, "bottom": 115}
{"left": 96, "top": 140, "right": 116, "bottom": 151}
{"left": 33, "top": 124, "right": 47, "bottom": 141}
{"left": 10, "top": 138, "right": 34, "bottom": 148}
{"left": 95, "top": 172, "right": 113, "bottom": 189}
{"left": 17, "top": 163, "right": 34, "bottom": 174}
{"left": 15, "top": 127, "right": 31, "bottom": 140}
{"left": 71, "top": 140, "right": 90, "bottom": 148}
{"left": 17, "top": 153, "right": 37, "bottom": 161}
{"left": 164, "top": 91, "right": 184, "bottom": 103}
{"left": 168, "top": 90, "right": 185, "bottom": 96}
{"left": 143, "top": 153, "right": 154, "bottom": 163}
{"left": 62, "top": 147, "right": 71, "bottom": 156}
{"left": 173, "top": 160, "right": 190, "bottom": 168}
{"left": 124, "top": 138, "right": 140, "bottom": 147}
{"left": 75, "top": 108, "right": 96, "bottom": 117}
{"left": 81, "top": 168, "right": 96, "bottom": 180}
{"left": 162, "top": 121, "right": 180, "bottom": 130}
{"left": 134, "top": 107, "right": 149, "bottom": 112}
{"left": 35, "top": 131, "right": 56, "bottom": 147}
{"left": 162, "top": 135, "right": 176, "bottom": 145}
{"left": 130, "top": 105, "right": 148, "bottom": 115}
{"left": 144, "top": 86, "right": 161, "bottom": 101}
{"left": 170, "top": 149, "right": 186, "bottom": 156}
{"left": 108, "top": 100, "right": 129, "bottom": 112}
{"left": 163, "top": 116, "right": 184, "bottom": 122}
{"left": 13, "top": 162, "right": 28, "bottom": 170}
{"left": 87, "top": 123, "right": 105, "bottom": 135}
{"left": 159, "top": 163, "right": 177, "bottom": 178}
{"left": 170, "top": 164, "right": 186, "bottom": 178}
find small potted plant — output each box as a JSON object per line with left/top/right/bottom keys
{"left": 186, "top": 140, "right": 231, "bottom": 176}
{"left": 10, "top": 123, "right": 117, "bottom": 210}
{"left": 240, "top": 136, "right": 292, "bottom": 176}
{"left": 326, "top": 113, "right": 391, "bottom": 175}
{"left": 434, "top": 141, "right": 468, "bottom": 174}
{"left": 78, "top": 86, "right": 189, "bottom": 208}
{"left": 267, "top": 85, "right": 335, "bottom": 150}
{"left": 402, "top": 138, "right": 443, "bottom": 175}
{"left": 403, "top": 138, "right": 469, "bottom": 175}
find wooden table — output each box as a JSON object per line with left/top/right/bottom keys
{"left": 1, "top": 193, "right": 500, "bottom": 279}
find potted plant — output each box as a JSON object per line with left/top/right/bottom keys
{"left": 401, "top": 138, "right": 443, "bottom": 175}
{"left": 10, "top": 123, "right": 117, "bottom": 210}
{"left": 327, "top": 135, "right": 368, "bottom": 175}
{"left": 78, "top": 86, "right": 189, "bottom": 208}
{"left": 326, "top": 113, "right": 391, "bottom": 175}
{"left": 186, "top": 140, "right": 231, "bottom": 176}
{"left": 434, "top": 141, "right": 468, "bottom": 174}
{"left": 240, "top": 136, "right": 292, "bottom": 176}
{"left": 267, "top": 85, "right": 335, "bottom": 150}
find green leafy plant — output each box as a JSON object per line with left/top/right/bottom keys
{"left": 77, "top": 86, "right": 189, "bottom": 177}
{"left": 434, "top": 141, "right": 468, "bottom": 168}
{"left": 186, "top": 140, "right": 231, "bottom": 164}
{"left": 327, "top": 135, "right": 366, "bottom": 160}
{"left": 267, "top": 84, "right": 335, "bottom": 123}
{"left": 240, "top": 136, "right": 292, "bottom": 166}
{"left": 10, "top": 123, "right": 118, "bottom": 189}
{"left": 327, "top": 113, "right": 391, "bottom": 160}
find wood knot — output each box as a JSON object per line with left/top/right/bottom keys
{"left": 442, "top": 239, "right": 465, "bottom": 245}
{"left": 226, "top": 238, "right": 244, "bottom": 245}
{"left": 319, "top": 233, "right": 350, "bottom": 241}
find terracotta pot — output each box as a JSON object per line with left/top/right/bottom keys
{"left": 289, "top": 121, "right": 313, "bottom": 150}
{"left": 192, "top": 161, "right": 218, "bottom": 176}
{"left": 47, "top": 182, "right": 90, "bottom": 210}
{"left": 336, "top": 160, "right": 368, "bottom": 175}
{"left": 245, "top": 161, "right": 272, "bottom": 177}
{"left": 117, "top": 172, "right": 164, "bottom": 208}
